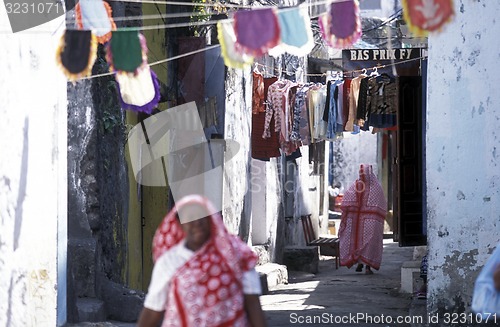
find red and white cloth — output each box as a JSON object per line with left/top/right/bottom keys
{"left": 147, "top": 195, "right": 259, "bottom": 327}
{"left": 338, "top": 164, "right": 387, "bottom": 270}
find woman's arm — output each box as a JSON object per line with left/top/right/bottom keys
{"left": 244, "top": 294, "right": 267, "bottom": 327}
{"left": 137, "top": 307, "right": 164, "bottom": 327}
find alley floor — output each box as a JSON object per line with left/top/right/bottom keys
{"left": 70, "top": 239, "right": 423, "bottom": 327}
{"left": 261, "top": 239, "right": 420, "bottom": 327}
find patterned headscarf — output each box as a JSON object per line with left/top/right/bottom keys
{"left": 152, "top": 195, "right": 258, "bottom": 327}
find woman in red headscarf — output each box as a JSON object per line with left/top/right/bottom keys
{"left": 138, "top": 195, "right": 267, "bottom": 327}
{"left": 338, "top": 164, "right": 387, "bottom": 274}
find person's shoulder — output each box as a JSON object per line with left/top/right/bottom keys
{"left": 156, "top": 241, "right": 192, "bottom": 265}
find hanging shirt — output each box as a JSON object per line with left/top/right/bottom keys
{"left": 368, "top": 74, "right": 398, "bottom": 128}
{"left": 263, "top": 79, "right": 296, "bottom": 140}
{"left": 346, "top": 74, "right": 367, "bottom": 131}
{"left": 298, "top": 84, "right": 313, "bottom": 146}
{"left": 325, "top": 79, "right": 344, "bottom": 140}
{"left": 252, "top": 76, "right": 280, "bottom": 160}
{"left": 356, "top": 76, "right": 371, "bottom": 129}
{"left": 336, "top": 82, "right": 345, "bottom": 133}
{"left": 308, "top": 83, "right": 327, "bottom": 142}
{"left": 290, "top": 83, "right": 311, "bottom": 143}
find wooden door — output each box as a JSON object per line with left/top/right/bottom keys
{"left": 397, "top": 76, "right": 426, "bottom": 246}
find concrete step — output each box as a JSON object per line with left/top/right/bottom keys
{"left": 401, "top": 260, "right": 422, "bottom": 293}
{"left": 76, "top": 297, "right": 106, "bottom": 323}
{"left": 255, "top": 263, "right": 288, "bottom": 294}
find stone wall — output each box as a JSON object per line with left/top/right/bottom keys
{"left": 67, "top": 48, "right": 143, "bottom": 323}
{"left": 426, "top": 0, "right": 500, "bottom": 316}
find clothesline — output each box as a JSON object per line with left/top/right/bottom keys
{"left": 81, "top": 47, "right": 427, "bottom": 82}
{"left": 67, "top": 0, "right": 331, "bottom": 30}
{"left": 80, "top": 44, "right": 220, "bottom": 80}
{"left": 104, "top": 0, "right": 350, "bottom": 9}
{"left": 253, "top": 55, "right": 427, "bottom": 78}
{"left": 346, "top": 55, "right": 427, "bottom": 76}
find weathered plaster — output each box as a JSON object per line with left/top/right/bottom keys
{"left": 332, "top": 132, "right": 378, "bottom": 193}
{"left": 0, "top": 10, "right": 67, "bottom": 326}
{"left": 222, "top": 68, "right": 253, "bottom": 237}
{"left": 427, "top": 0, "right": 500, "bottom": 316}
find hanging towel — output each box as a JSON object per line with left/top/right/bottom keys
{"left": 75, "top": 0, "right": 116, "bottom": 44}
{"left": 217, "top": 19, "right": 254, "bottom": 69}
{"left": 115, "top": 66, "right": 161, "bottom": 114}
{"left": 56, "top": 30, "right": 97, "bottom": 82}
{"left": 234, "top": 8, "right": 281, "bottom": 57}
{"left": 401, "top": 0, "right": 454, "bottom": 36}
{"left": 269, "top": 6, "right": 314, "bottom": 57}
{"left": 106, "top": 30, "right": 146, "bottom": 73}
{"left": 319, "top": 0, "right": 361, "bottom": 49}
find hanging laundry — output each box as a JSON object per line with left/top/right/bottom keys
{"left": 217, "top": 19, "right": 254, "bottom": 69}
{"left": 234, "top": 8, "right": 281, "bottom": 57}
{"left": 346, "top": 71, "right": 367, "bottom": 132}
{"left": 335, "top": 82, "right": 345, "bottom": 134}
{"left": 268, "top": 6, "right": 314, "bottom": 57}
{"left": 75, "top": 0, "right": 116, "bottom": 44}
{"left": 308, "top": 84, "right": 327, "bottom": 142}
{"left": 402, "top": 0, "right": 454, "bottom": 36}
{"left": 252, "top": 71, "right": 265, "bottom": 114}
{"left": 366, "top": 74, "right": 398, "bottom": 129}
{"left": 325, "top": 79, "right": 345, "bottom": 140}
{"left": 106, "top": 30, "right": 147, "bottom": 73}
{"left": 252, "top": 75, "right": 280, "bottom": 160}
{"left": 318, "top": 0, "right": 361, "bottom": 49}
{"left": 290, "top": 83, "right": 314, "bottom": 146}
{"left": 297, "top": 84, "right": 313, "bottom": 146}
{"left": 115, "top": 66, "right": 161, "bottom": 114}
{"left": 56, "top": 30, "right": 97, "bottom": 82}
{"left": 356, "top": 75, "right": 371, "bottom": 131}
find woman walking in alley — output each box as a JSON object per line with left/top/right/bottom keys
{"left": 338, "top": 164, "right": 387, "bottom": 274}
{"left": 138, "top": 195, "right": 267, "bottom": 327}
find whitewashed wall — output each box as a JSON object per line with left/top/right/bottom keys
{"left": 0, "top": 10, "right": 67, "bottom": 327}
{"left": 222, "top": 68, "right": 253, "bottom": 236}
{"left": 332, "top": 132, "right": 378, "bottom": 194}
{"left": 427, "top": 0, "right": 500, "bottom": 315}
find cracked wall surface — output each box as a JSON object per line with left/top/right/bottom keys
{"left": 427, "top": 0, "right": 500, "bottom": 315}
{"left": 0, "top": 11, "right": 67, "bottom": 327}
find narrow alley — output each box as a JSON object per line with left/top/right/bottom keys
{"left": 261, "top": 239, "right": 416, "bottom": 327}
{"left": 68, "top": 239, "right": 423, "bottom": 327}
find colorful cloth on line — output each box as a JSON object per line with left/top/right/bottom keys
{"left": 56, "top": 29, "right": 97, "bottom": 82}
{"left": 402, "top": 0, "right": 454, "bottom": 36}
{"left": 106, "top": 30, "right": 147, "bottom": 73}
{"left": 115, "top": 66, "right": 160, "bottom": 114}
{"left": 234, "top": 8, "right": 281, "bottom": 57}
{"left": 217, "top": 19, "right": 254, "bottom": 69}
{"left": 75, "top": 0, "right": 116, "bottom": 44}
{"left": 152, "top": 195, "right": 258, "bottom": 327}
{"left": 268, "top": 6, "right": 314, "bottom": 57}
{"left": 339, "top": 164, "right": 387, "bottom": 270}
{"left": 318, "top": 0, "right": 361, "bottom": 49}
